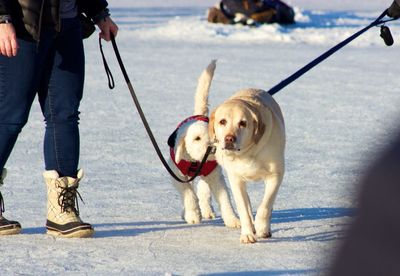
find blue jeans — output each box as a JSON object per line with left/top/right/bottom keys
{"left": 0, "top": 18, "right": 84, "bottom": 177}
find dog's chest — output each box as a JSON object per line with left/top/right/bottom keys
{"left": 219, "top": 155, "right": 269, "bottom": 181}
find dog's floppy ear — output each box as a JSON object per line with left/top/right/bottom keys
{"left": 251, "top": 108, "right": 266, "bottom": 145}
{"left": 168, "top": 127, "right": 186, "bottom": 163}
{"left": 167, "top": 129, "right": 178, "bottom": 148}
{"left": 208, "top": 110, "right": 216, "bottom": 142}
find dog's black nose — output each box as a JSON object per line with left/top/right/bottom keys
{"left": 225, "top": 135, "right": 236, "bottom": 144}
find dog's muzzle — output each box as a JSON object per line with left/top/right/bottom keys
{"left": 213, "top": 137, "right": 240, "bottom": 151}
{"left": 223, "top": 135, "right": 240, "bottom": 151}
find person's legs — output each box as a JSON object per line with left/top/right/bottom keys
{"left": 38, "top": 18, "right": 93, "bottom": 238}
{"left": 0, "top": 38, "right": 42, "bottom": 234}
{"left": 39, "top": 18, "right": 84, "bottom": 178}
{"left": 0, "top": 39, "right": 40, "bottom": 171}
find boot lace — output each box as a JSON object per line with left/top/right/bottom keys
{"left": 58, "top": 185, "right": 85, "bottom": 216}
{"left": 0, "top": 191, "right": 4, "bottom": 216}
{"left": 1, "top": 175, "right": 5, "bottom": 216}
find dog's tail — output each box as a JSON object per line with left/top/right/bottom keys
{"left": 194, "top": 60, "right": 217, "bottom": 116}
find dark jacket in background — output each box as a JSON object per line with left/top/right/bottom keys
{"left": 0, "top": 0, "right": 108, "bottom": 41}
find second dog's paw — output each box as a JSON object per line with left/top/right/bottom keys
{"left": 240, "top": 233, "right": 257, "bottom": 244}
{"left": 223, "top": 216, "right": 241, "bottom": 229}
{"left": 183, "top": 209, "right": 202, "bottom": 224}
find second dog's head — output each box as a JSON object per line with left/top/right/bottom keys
{"left": 168, "top": 115, "right": 212, "bottom": 163}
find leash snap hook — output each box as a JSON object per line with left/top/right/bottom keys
{"left": 210, "top": 145, "right": 217, "bottom": 155}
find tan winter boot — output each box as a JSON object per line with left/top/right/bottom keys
{"left": 0, "top": 169, "right": 22, "bottom": 235}
{"left": 44, "top": 169, "right": 94, "bottom": 238}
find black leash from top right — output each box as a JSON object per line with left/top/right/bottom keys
{"left": 267, "top": 9, "right": 396, "bottom": 96}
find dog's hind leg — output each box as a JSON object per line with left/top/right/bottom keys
{"left": 173, "top": 180, "right": 201, "bottom": 224}
{"left": 255, "top": 172, "right": 283, "bottom": 239}
{"left": 197, "top": 179, "right": 216, "bottom": 219}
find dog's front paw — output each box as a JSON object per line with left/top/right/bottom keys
{"left": 200, "top": 207, "right": 216, "bottom": 220}
{"left": 255, "top": 212, "right": 272, "bottom": 239}
{"left": 223, "top": 216, "right": 241, "bottom": 228}
{"left": 255, "top": 223, "right": 272, "bottom": 239}
{"left": 255, "top": 219, "right": 272, "bottom": 239}
{"left": 240, "top": 233, "right": 257, "bottom": 244}
{"left": 256, "top": 229, "right": 272, "bottom": 239}
{"left": 182, "top": 209, "right": 202, "bottom": 224}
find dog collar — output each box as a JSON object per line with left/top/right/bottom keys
{"left": 168, "top": 115, "right": 217, "bottom": 177}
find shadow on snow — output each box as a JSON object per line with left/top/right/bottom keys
{"left": 20, "top": 207, "right": 354, "bottom": 240}
{"left": 271, "top": 207, "right": 355, "bottom": 223}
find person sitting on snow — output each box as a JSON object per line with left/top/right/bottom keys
{"left": 207, "top": 0, "right": 295, "bottom": 26}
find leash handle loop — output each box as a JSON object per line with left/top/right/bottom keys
{"left": 99, "top": 37, "right": 115, "bottom": 89}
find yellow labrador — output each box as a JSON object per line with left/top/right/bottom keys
{"left": 209, "top": 88, "right": 285, "bottom": 243}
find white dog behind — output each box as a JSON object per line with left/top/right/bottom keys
{"left": 168, "top": 60, "right": 239, "bottom": 227}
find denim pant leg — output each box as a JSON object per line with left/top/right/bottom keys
{"left": 39, "top": 18, "right": 84, "bottom": 178}
{"left": 0, "top": 40, "right": 39, "bottom": 171}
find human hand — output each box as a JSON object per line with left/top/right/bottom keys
{"left": 96, "top": 17, "right": 118, "bottom": 41}
{"left": 0, "top": 23, "right": 18, "bottom": 57}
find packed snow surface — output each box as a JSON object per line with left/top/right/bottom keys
{"left": 1, "top": 0, "right": 399, "bottom": 275}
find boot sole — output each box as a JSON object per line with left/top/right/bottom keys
{"left": 0, "top": 227, "right": 22, "bottom": 235}
{"left": 46, "top": 220, "right": 94, "bottom": 238}
{"left": 47, "top": 228, "right": 94, "bottom": 238}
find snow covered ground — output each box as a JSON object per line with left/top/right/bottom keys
{"left": 1, "top": 0, "right": 400, "bottom": 275}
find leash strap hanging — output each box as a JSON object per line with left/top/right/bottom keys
{"left": 268, "top": 9, "right": 391, "bottom": 96}
{"left": 99, "top": 35, "right": 213, "bottom": 183}
{"left": 99, "top": 38, "right": 115, "bottom": 89}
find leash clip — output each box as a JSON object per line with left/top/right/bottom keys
{"left": 210, "top": 145, "right": 217, "bottom": 155}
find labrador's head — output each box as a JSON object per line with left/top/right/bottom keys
{"left": 209, "top": 99, "right": 265, "bottom": 152}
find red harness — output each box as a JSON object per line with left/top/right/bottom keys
{"left": 168, "top": 115, "right": 218, "bottom": 177}
{"left": 170, "top": 148, "right": 218, "bottom": 177}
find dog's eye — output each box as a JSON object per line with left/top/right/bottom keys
{"left": 194, "top": 136, "right": 201, "bottom": 141}
{"left": 239, "top": 120, "right": 247, "bottom": 128}
{"left": 219, "top": 119, "right": 227, "bottom": 126}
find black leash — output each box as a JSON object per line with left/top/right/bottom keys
{"left": 268, "top": 9, "right": 396, "bottom": 95}
{"left": 99, "top": 35, "right": 214, "bottom": 183}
